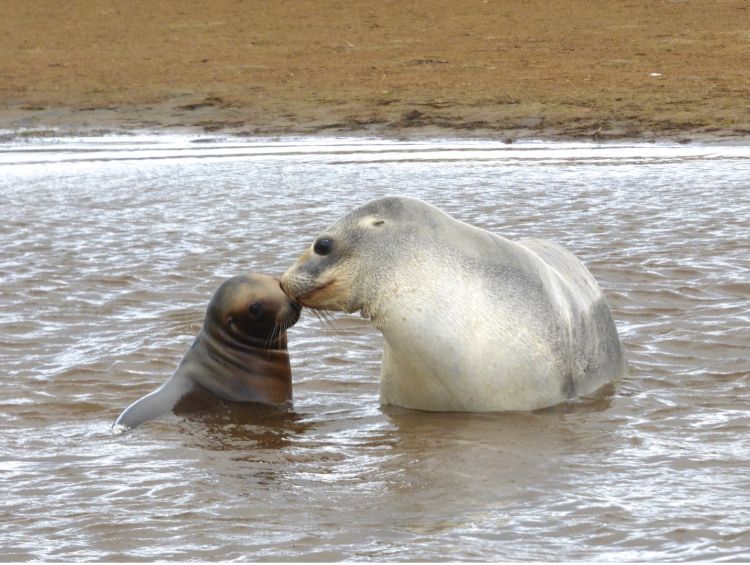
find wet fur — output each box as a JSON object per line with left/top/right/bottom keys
{"left": 281, "top": 197, "right": 627, "bottom": 412}
{"left": 113, "top": 274, "right": 300, "bottom": 432}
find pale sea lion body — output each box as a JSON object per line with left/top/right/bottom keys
{"left": 281, "top": 197, "right": 626, "bottom": 412}
{"left": 113, "top": 274, "right": 301, "bottom": 431}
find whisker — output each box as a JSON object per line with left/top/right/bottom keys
{"left": 311, "top": 307, "right": 337, "bottom": 332}
{"left": 266, "top": 321, "right": 281, "bottom": 354}
{"left": 310, "top": 308, "right": 326, "bottom": 328}
{"left": 273, "top": 321, "right": 281, "bottom": 343}
{"left": 322, "top": 309, "right": 341, "bottom": 331}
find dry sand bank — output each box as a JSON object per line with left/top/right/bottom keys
{"left": 1, "top": 1, "right": 749, "bottom": 141}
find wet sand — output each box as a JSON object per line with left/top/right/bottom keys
{"left": 1, "top": 1, "right": 749, "bottom": 141}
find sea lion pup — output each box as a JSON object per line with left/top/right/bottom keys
{"left": 113, "top": 274, "right": 301, "bottom": 432}
{"left": 281, "top": 196, "right": 626, "bottom": 412}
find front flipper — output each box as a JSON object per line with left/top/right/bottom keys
{"left": 112, "top": 371, "right": 195, "bottom": 433}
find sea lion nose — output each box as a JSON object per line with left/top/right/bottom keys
{"left": 290, "top": 301, "right": 302, "bottom": 313}
{"left": 279, "top": 278, "right": 298, "bottom": 302}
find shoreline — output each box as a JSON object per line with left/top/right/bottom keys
{"left": 3, "top": 102, "right": 749, "bottom": 145}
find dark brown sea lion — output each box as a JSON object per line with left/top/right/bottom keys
{"left": 113, "top": 274, "right": 301, "bottom": 432}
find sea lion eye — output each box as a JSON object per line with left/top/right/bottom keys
{"left": 313, "top": 237, "right": 333, "bottom": 256}
{"left": 248, "top": 302, "right": 263, "bottom": 317}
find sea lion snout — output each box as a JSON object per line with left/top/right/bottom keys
{"left": 280, "top": 263, "right": 313, "bottom": 305}
{"left": 280, "top": 240, "right": 362, "bottom": 312}
{"left": 278, "top": 297, "right": 302, "bottom": 329}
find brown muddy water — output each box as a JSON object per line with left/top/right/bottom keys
{"left": 1, "top": 136, "right": 749, "bottom": 561}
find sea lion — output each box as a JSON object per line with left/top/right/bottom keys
{"left": 281, "top": 196, "right": 626, "bottom": 412}
{"left": 113, "top": 274, "right": 301, "bottom": 432}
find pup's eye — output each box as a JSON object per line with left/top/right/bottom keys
{"left": 248, "top": 302, "right": 263, "bottom": 317}
{"left": 313, "top": 237, "right": 333, "bottom": 256}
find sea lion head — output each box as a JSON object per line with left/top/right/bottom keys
{"left": 206, "top": 273, "right": 302, "bottom": 347}
{"left": 280, "top": 197, "right": 434, "bottom": 315}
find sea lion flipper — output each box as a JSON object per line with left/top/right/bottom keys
{"left": 112, "top": 371, "right": 195, "bottom": 433}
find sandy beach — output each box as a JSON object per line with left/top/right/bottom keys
{"left": 1, "top": 0, "right": 749, "bottom": 141}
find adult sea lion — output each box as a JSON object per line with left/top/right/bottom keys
{"left": 281, "top": 196, "right": 626, "bottom": 412}
{"left": 113, "top": 274, "right": 301, "bottom": 432}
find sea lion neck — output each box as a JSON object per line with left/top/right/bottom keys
{"left": 191, "top": 329, "right": 292, "bottom": 405}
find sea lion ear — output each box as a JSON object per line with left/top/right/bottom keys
{"left": 358, "top": 216, "right": 385, "bottom": 228}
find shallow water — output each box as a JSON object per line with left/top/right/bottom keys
{"left": 1, "top": 136, "right": 748, "bottom": 561}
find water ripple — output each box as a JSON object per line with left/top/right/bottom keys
{"left": 1, "top": 136, "right": 748, "bottom": 561}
